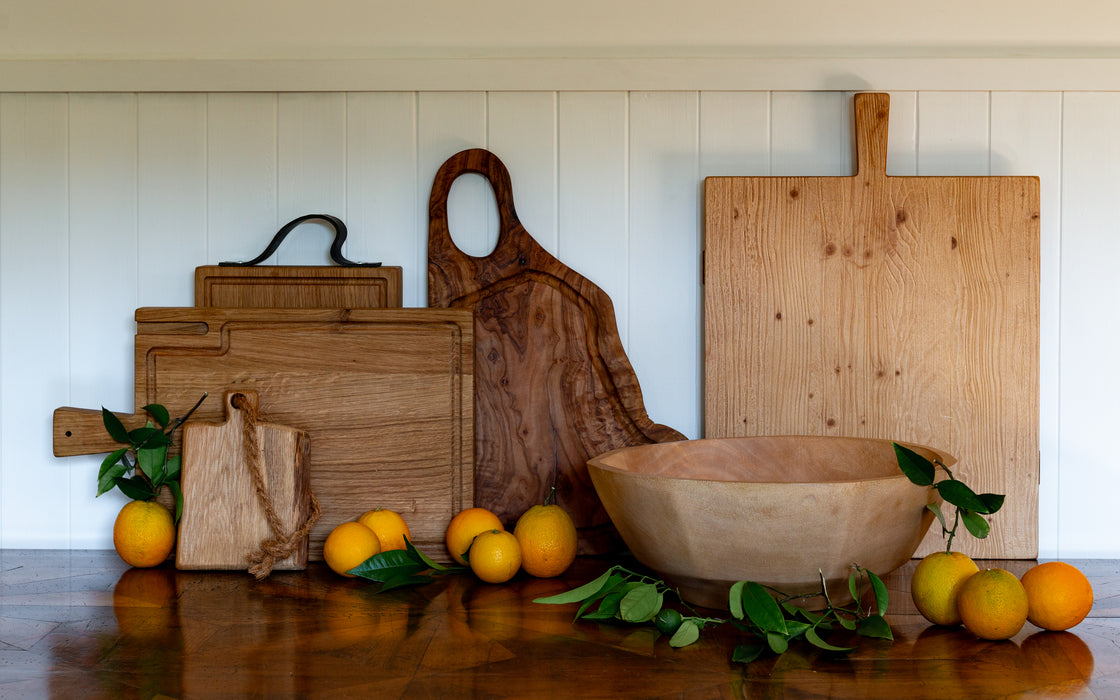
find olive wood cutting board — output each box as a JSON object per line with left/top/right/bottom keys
{"left": 176, "top": 390, "right": 312, "bottom": 571}
{"left": 703, "top": 92, "right": 1040, "bottom": 559}
{"left": 428, "top": 148, "right": 685, "bottom": 554}
{"left": 54, "top": 307, "right": 473, "bottom": 562}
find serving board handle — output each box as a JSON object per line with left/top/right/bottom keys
{"left": 854, "top": 91, "right": 890, "bottom": 179}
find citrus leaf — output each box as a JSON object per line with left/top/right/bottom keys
{"left": 740, "top": 581, "right": 788, "bottom": 636}
{"left": 866, "top": 569, "right": 889, "bottom": 616}
{"left": 102, "top": 408, "right": 131, "bottom": 444}
{"left": 619, "top": 583, "right": 663, "bottom": 623}
{"left": 766, "top": 632, "right": 789, "bottom": 654}
{"left": 857, "top": 614, "right": 893, "bottom": 641}
{"left": 141, "top": 403, "right": 170, "bottom": 428}
{"left": 893, "top": 443, "right": 935, "bottom": 486}
{"left": 405, "top": 536, "right": 459, "bottom": 573}
{"left": 577, "top": 578, "right": 630, "bottom": 620}
{"left": 669, "top": 619, "right": 700, "bottom": 648}
{"left": 805, "top": 625, "right": 854, "bottom": 653}
{"left": 927, "top": 502, "right": 949, "bottom": 532}
{"left": 137, "top": 445, "right": 168, "bottom": 483}
{"left": 533, "top": 566, "right": 620, "bottom": 605}
{"left": 163, "top": 454, "right": 181, "bottom": 482}
{"left": 98, "top": 448, "right": 129, "bottom": 480}
{"left": 848, "top": 570, "right": 862, "bottom": 607}
{"left": 979, "top": 492, "right": 1006, "bottom": 515}
{"left": 782, "top": 619, "right": 811, "bottom": 640}
{"left": 729, "top": 581, "right": 746, "bottom": 620}
{"left": 114, "top": 475, "right": 155, "bottom": 501}
{"left": 960, "top": 509, "right": 991, "bottom": 539}
{"left": 166, "top": 480, "right": 183, "bottom": 523}
{"left": 935, "top": 479, "right": 990, "bottom": 513}
{"left": 348, "top": 549, "right": 427, "bottom": 582}
{"left": 128, "top": 426, "right": 170, "bottom": 449}
{"left": 732, "top": 643, "right": 766, "bottom": 664}
{"left": 837, "top": 615, "right": 858, "bottom": 631}
{"left": 97, "top": 462, "right": 129, "bottom": 496}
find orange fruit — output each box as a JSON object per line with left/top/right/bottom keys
{"left": 358, "top": 508, "right": 412, "bottom": 552}
{"left": 113, "top": 500, "right": 176, "bottom": 568}
{"left": 468, "top": 529, "right": 522, "bottom": 583}
{"left": 910, "top": 551, "right": 979, "bottom": 626}
{"left": 957, "top": 568, "right": 1029, "bottom": 640}
{"left": 445, "top": 507, "right": 504, "bottom": 566}
{"left": 323, "top": 521, "right": 381, "bottom": 577}
{"left": 513, "top": 503, "right": 578, "bottom": 578}
{"left": 1020, "top": 561, "right": 1094, "bottom": 631}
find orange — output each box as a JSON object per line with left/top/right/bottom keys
{"left": 468, "top": 529, "right": 522, "bottom": 583}
{"left": 910, "top": 551, "right": 980, "bottom": 626}
{"left": 113, "top": 500, "right": 176, "bottom": 568}
{"left": 358, "top": 508, "right": 412, "bottom": 552}
{"left": 957, "top": 568, "right": 1029, "bottom": 640}
{"left": 323, "top": 521, "right": 381, "bottom": 577}
{"left": 513, "top": 503, "right": 578, "bottom": 578}
{"left": 1020, "top": 561, "right": 1094, "bottom": 631}
{"left": 445, "top": 507, "right": 504, "bottom": 566}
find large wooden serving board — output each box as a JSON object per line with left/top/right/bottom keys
{"left": 704, "top": 93, "right": 1040, "bottom": 559}
{"left": 56, "top": 308, "right": 473, "bottom": 562}
{"left": 428, "top": 148, "right": 685, "bottom": 554}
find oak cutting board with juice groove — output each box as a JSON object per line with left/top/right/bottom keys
{"left": 704, "top": 92, "right": 1040, "bottom": 559}
{"left": 428, "top": 148, "right": 685, "bottom": 554}
{"left": 54, "top": 307, "right": 473, "bottom": 562}
{"left": 177, "top": 390, "right": 312, "bottom": 571}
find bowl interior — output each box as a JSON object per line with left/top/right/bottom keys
{"left": 589, "top": 435, "right": 951, "bottom": 484}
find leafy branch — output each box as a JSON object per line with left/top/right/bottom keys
{"left": 96, "top": 393, "right": 207, "bottom": 521}
{"left": 893, "top": 442, "right": 1006, "bottom": 552}
{"left": 348, "top": 537, "right": 468, "bottom": 591}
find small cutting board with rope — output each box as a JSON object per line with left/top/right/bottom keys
{"left": 176, "top": 390, "right": 316, "bottom": 573}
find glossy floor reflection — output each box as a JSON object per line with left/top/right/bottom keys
{"left": 1, "top": 551, "right": 1117, "bottom": 698}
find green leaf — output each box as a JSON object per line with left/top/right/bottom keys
{"left": 805, "top": 625, "right": 854, "bottom": 653}
{"left": 979, "top": 492, "right": 1006, "bottom": 514}
{"left": 927, "top": 502, "right": 949, "bottom": 532}
{"left": 533, "top": 566, "right": 620, "bottom": 605}
{"left": 166, "top": 480, "right": 183, "bottom": 523}
{"left": 128, "top": 426, "right": 171, "bottom": 449}
{"left": 837, "top": 615, "right": 858, "bottom": 631}
{"left": 857, "top": 614, "right": 893, "bottom": 641}
{"left": 575, "top": 576, "right": 629, "bottom": 619}
{"left": 783, "top": 619, "right": 811, "bottom": 639}
{"left": 98, "top": 448, "right": 129, "bottom": 480}
{"left": 669, "top": 619, "right": 700, "bottom": 648}
{"left": 619, "top": 583, "right": 663, "bottom": 623}
{"left": 960, "top": 509, "right": 991, "bottom": 539}
{"left": 732, "top": 643, "right": 766, "bottom": 664}
{"left": 848, "top": 570, "right": 862, "bottom": 607}
{"left": 935, "top": 479, "right": 991, "bottom": 513}
{"left": 729, "top": 581, "right": 746, "bottom": 620}
{"left": 114, "top": 476, "right": 156, "bottom": 501}
{"left": 405, "top": 536, "right": 460, "bottom": 573}
{"left": 102, "top": 408, "right": 131, "bottom": 444}
{"left": 740, "top": 581, "right": 788, "bottom": 636}
{"left": 163, "top": 454, "right": 182, "bottom": 483}
{"left": 866, "top": 569, "right": 889, "bottom": 617}
{"left": 581, "top": 585, "right": 635, "bottom": 620}
{"left": 893, "top": 442, "right": 935, "bottom": 486}
{"left": 141, "top": 403, "right": 170, "bottom": 428}
{"left": 137, "top": 445, "right": 168, "bottom": 484}
{"left": 765, "top": 632, "right": 789, "bottom": 654}
{"left": 348, "top": 549, "right": 427, "bottom": 582}
{"left": 97, "top": 462, "right": 129, "bottom": 496}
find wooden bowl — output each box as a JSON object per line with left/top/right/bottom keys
{"left": 587, "top": 436, "right": 952, "bottom": 610}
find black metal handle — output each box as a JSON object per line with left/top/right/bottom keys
{"left": 219, "top": 214, "right": 381, "bottom": 267}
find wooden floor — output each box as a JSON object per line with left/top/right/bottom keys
{"left": 0, "top": 550, "right": 1116, "bottom": 699}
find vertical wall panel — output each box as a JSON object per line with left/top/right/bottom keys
{"left": 771, "top": 92, "right": 853, "bottom": 176}
{"left": 917, "top": 92, "right": 990, "bottom": 175}
{"left": 556, "top": 92, "right": 630, "bottom": 345}
{"left": 277, "top": 92, "right": 347, "bottom": 264}
{"left": 138, "top": 93, "right": 207, "bottom": 306}
{"left": 699, "top": 91, "right": 770, "bottom": 177}
{"left": 885, "top": 91, "right": 918, "bottom": 175}
{"left": 991, "top": 91, "right": 1062, "bottom": 558}
{"left": 67, "top": 93, "right": 139, "bottom": 547}
{"left": 346, "top": 93, "right": 419, "bottom": 302}
{"left": 628, "top": 91, "right": 700, "bottom": 438}
{"left": 1060, "top": 92, "right": 1120, "bottom": 557}
{"left": 417, "top": 92, "right": 490, "bottom": 300}
{"left": 206, "top": 93, "right": 277, "bottom": 265}
{"left": 488, "top": 92, "right": 558, "bottom": 256}
{"left": 0, "top": 94, "right": 71, "bottom": 547}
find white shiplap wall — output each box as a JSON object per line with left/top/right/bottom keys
{"left": 0, "top": 90, "right": 1113, "bottom": 558}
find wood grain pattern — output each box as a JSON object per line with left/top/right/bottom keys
{"left": 176, "top": 390, "right": 312, "bottom": 571}
{"left": 53, "top": 307, "right": 473, "bottom": 561}
{"left": 428, "top": 148, "right": 685, "bottom": 554}
{"left": 704, "top": 92, "right": 1040, "bottom": 559}
{"left": 194, "top": 265, "right": 403, "bottom": 308}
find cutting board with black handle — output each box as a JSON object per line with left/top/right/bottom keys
{"left": 428, "top": 148, "right": 685, "bottom": 554}
{"left": 704, "top": 92, "right": 1040, "bottom": 559}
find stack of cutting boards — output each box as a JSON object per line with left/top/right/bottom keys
{"left": 55, "top": 252, "right": 475, "bottom": 564}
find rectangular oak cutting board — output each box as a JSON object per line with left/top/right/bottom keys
{"left": 54, "top": 307, "right": 473, "bottom": 562}
{"left": 704, "top": 92, "right": 1040, "bottom": 559}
